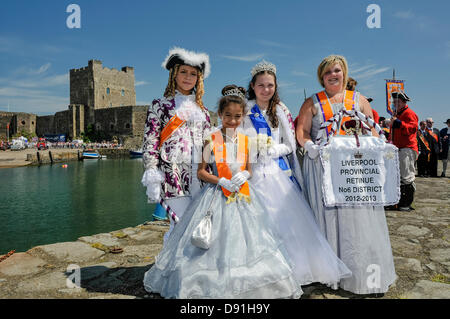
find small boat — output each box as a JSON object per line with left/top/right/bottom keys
{"left": 82, "top": 149, "right": 102, "bottom": 159}
{"left": 130, "top": 149, "right": 143, "bottom": 158}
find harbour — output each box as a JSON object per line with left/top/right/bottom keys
{"left": 0, "top": 157, "right": 155, "bottom": 255}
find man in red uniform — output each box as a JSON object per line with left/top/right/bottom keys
{"left": 390, "top": 91, "right": 418, "bottom": 211}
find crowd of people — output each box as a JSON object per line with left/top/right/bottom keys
{"left": 0, "top": 139, "right": 123, "bottom": 150}
{"left": 138, "top": 47, "right": 447, "bottom": 299}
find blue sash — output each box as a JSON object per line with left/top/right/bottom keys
{"left": 249, "top": 104, "right": 292, "bottom": 176}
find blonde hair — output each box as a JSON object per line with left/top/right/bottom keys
{"left": 317, "top": 55, "right": 349, "bottom": 90}
{"left": 163, "top": 64, "right": 205, "bottom": 109}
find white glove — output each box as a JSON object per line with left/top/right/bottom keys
{"left": 218, "top": 177, "right": 239, "bottom": 192}
{"left": 141, "top": 168, "right": 164, "bottom": 203}
{"left": 231, "top": 170, "right": 250, "bottom": 187}
{"left": 304, "top": 140, "right": 320, "bottom": 159}
{"left": 267, "top": 144, "right": 291, "bottom": 158}
{"left": 145, "top": 183, "right": 161, "bottom": 203}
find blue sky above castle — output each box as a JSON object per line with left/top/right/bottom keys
{"left": 0, "top": 0, "right": 449, "bottom": 124}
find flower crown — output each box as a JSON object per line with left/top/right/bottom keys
{"left": 251, "top": 60, "right": 277, "bottom": 77}
{"left": 223, "top": 88, "right": 245, "bottom": 100}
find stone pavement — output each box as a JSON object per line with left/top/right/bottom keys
{"left": 0, "top": 172, "right": 448, "bottom": 299}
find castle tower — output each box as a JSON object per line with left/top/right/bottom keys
{"left": 69, "top": 60, "right": 136, "bottom": 109}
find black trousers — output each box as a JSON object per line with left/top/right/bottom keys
{"left": 417, "top": 152, "right": 430, "bottom": 176}
{"left": 429, "top": 152, "right": 439, "bottom": 177}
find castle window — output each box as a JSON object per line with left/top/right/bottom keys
{"left": 110, "top": 124, "right": 114, "bottom": 130}
{"left": 125, "top": 123, "right": 130, "bottom": 129}
{"left": 21, "top": 120, "right": 26, "bottom": 125}
{"left": 121, "top": 89, "right": 125, "bottom": 96}
{"left": 106, "top": 87, "right": 110, "bottom": 95}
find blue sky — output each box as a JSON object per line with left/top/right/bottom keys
{"left": 0, "top": 0, "right": 449, "bottom": 126}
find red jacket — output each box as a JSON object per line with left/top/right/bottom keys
{"left": 372, "top": 108, "right": 380, "bottom": 124}
{"left": 391, "top": 105, "right": 418, "bottom": 153}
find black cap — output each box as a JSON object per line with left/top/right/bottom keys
{"left": 391, "top": 91, "right": 411, "bottom": 102}
{"left": 445, "top": 119, "right": 450, "bottom": 124}
{"left": 165, "top": 54, "right": 206, "bottom": 74}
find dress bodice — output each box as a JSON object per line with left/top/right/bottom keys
{"left": 310, "top": 91, "right": 361, "bottom": 141}
{"left": 241, "top": 102, "right": 289, "bottom": 149}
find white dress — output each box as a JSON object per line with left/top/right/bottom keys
{"left": 240, "top": 101, "right": 352, "bottom": 287}
{"left": 302, "top": 92, "right": 397, "bottom": 294}
{"left": 143, "top": 132, "right": 303, "bottom": 299}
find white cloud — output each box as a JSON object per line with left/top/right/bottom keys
{"left": 0, "top": 35, "right": 21, "bottom": 53}
{"left": 292, "top": 70, "right": 310, "bottom": 77}
{"left": 0, "top": 94, "right": 68, "bottom": 115}
{"left": 220, "top": 54, "right": 265, "bottom": 62}
{"left": 356, "top": 67, "right": 391, "bottom": 79}
{"left": 13, "top": 63, "right": 52, "bottom": 76}
{"left": 394, "top": 10, "right": 415, "bottom": 19}
{"left": 278, "top": 81, "right": 295, "bottom": 88}
{"left": 9, "top": 73, "right": 69, "bottom": 88}
{"left": 257, "top": 40, "right": 289, "bottom": 48}
{"left": 135, "top": 80, "right": 149, "bottom": 87}
{"left": 350, "top": 64, "right": 377, "bottom": 75}
{"left": 35, "top": 63, "right": 52, "bottom": 75}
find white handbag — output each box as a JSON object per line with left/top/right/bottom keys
{"left": 191, "top": 185, "right": 218, "bottom": 249}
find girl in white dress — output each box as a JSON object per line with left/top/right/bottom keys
{"left": 143, "top": 85, "right": 303, "bottom": 299}
{"left": 240, "top": 61, "right": 352, "bottom": 287}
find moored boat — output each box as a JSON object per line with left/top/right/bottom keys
{"left": 82, "top": 149, "right": 102, "bottom": 159}
{"left": 130, "top": 149, "right": 143, "bottom": 158}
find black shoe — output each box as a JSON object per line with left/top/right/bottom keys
{"left": 441, "top": 173, "right": 446, "bottom": 177}
{"left": 398, "top": 206, "right": 412, "bottom": 212}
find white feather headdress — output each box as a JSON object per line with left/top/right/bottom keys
{"left": 161, "top": 47, "right": 211, "bottom": 79}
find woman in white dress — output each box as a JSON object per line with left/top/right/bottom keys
{"left": 240, "top": 61, "right": 352, "bottom": 287}
{"left": 295, "top": 55, "right": 397, "bottom": 294}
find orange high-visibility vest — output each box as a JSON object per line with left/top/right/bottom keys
{"left": 159, "top": 115, "right": 185, "bottom": 149}
{"left": 316, "top": 90, "right": 356, "bottom": 136}
{"left": 211, "top": 131, "right": 250, "bottom": 203}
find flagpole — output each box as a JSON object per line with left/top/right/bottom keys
{"left": 304, "top": 89, "right": 307, "bottom": 101}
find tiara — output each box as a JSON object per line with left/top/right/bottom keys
{"left": 223, "top": 88, "right": 245, "bottom": 100}
{"left": 251, "top": 60, "right": 277, "bottom": 77}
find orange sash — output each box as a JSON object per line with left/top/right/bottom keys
{"left": 426, "top": 128, "right": 438, "bottom": 143}
{"left": 159, "top": 115, "right": 185, "bottom": 149}
{"left": 418, "top": 131, "right": 431, "bottom": 161}
{"left": 316, "top": 90, "right": 356, "bottom": 136}
{"left": 211, "top": 131, "right": 250, "bottom": 203}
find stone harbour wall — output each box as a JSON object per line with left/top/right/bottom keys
{"left": 0, "top": 168, "right": 448, "bottom": 299}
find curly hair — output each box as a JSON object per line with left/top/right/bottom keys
{"left": 247, "top": 71, "right": 280, "bottom": 128}
{"left": 163, "top": 64, "right": 205, "bottom": 109}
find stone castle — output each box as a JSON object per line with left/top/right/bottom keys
{"left": 0, "top": 59, "right": 218, "bottom": 148}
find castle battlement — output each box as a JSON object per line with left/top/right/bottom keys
{"left": 70, "top": 60, "right": 134, "bottom": 76}
{"left": 70, "top": 59, "right": 136, "bottom": 109}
